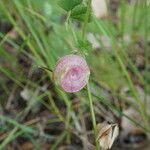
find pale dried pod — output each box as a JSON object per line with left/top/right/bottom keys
{"left": 92, "top": 0, "right": 108, "bottom": 18}
{"left": 96, "top": 123, "right": 119, "bottom": 149}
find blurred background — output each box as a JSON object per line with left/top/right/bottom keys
{"left": 0, "top": 0, "right": 150, "bottom": 149}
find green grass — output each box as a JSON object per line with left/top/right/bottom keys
{"left": 0, "top": 0, "right": 150, "bottom": 149}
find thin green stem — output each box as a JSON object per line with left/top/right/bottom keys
{"left": 144, "top": 0, "right": 148, "bottom": 109}
{"left": 82, "top": 0, "right": 91, "bottom": 42}
{"left": 65, "top": 11, "right": 71, "bottom": 31}
{"left": 87, "top": 82, "right": 99, "bottom": 150}
{"left": 120, "top": 0, "right": 126, "bottom": 43}
{"left": 132, "top": 0, "right": 138, "bottom": 32}
{"left": 0, "top": 127, "right": 18, "bottom": 149}
{"left": 69, "top": 20, "right": 78, "bottom": 46}
{"left": 65, "top": 11, "right": 78, "bottom": 49}
{"left": 82, "top": 0, "right": 99, "bottom": 148}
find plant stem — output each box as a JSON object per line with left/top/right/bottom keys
{"left": 82, "top": 0, "right": 99, "bottom": 148}
{"left": 66, "top": 11, "right": 78, "bottom": 48}
{"left": 0, "top": 127, "right": 18, "bottom": 149}
{"left": 144, "top": 0, "right": 148, "bottom": 110}
{"left": 87, "top": 82, "right": 99, "bottom": 150}
{"left": 82, "top": 0, "right": 91, "bottom": 42}
{"left": 69, "top": 20, "right": 78, "bottom": 46}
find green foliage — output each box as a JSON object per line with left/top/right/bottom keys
{"left": 77, "top": 40, "right": 92, "bottom": 54}
{"left": 71, "top": 4, "right": 87, "bottom": 16}
{"left": 58, "top": 0, "right": 91, "bottom": 21}
{"left": 70, "top": 4, "right": 91, "bottom": 21}
{"left": 58, "top": 0, "right": 82, "bottom": 11}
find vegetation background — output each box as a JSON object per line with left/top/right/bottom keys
{"left": 0, "top": 0, "right": 150, "bottom": 149}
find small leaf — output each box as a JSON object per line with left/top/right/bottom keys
{"left": 58, "top": 0, "right": 82, "bottom": 11}
{"left": 71, "top": 4, "right": 87, "bottom": 17}
{"left": 70, "top": 4, "right": 91, "bottom": 22}
{"left": 78, "top": 40, "right": 92, "bottom": 51}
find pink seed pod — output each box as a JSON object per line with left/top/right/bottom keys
{"left": 54, "top": 54, "right": 90, "bottom": 93}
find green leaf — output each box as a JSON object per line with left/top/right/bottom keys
{"left": 70, "top": 4, "right": 91, "bottom": 22}
{"left": 77, "top": 40, "right": 92, "bottom": 52}
{"left": 70, "top": 4, "right": 87, "bottom": 16}
{"left": 71, "top": 13, "right": 91, "bottom": 22}
{"left": 58, "top": 0, "right": 82, "bottom": 11}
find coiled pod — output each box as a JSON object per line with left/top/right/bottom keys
{"left": 54, "top": 54, "right": 90, "bottom": 93}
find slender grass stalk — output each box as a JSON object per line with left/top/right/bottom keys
{"left": 47, "top": 92, "right": 64, "bottom": 122}
{"left": 57, "top": 89, "right": 72, "bottom": 144}
{"left": 94, "top": 17, "right": 149, "bottom": 129}
{"left": 0, "top": 115, "right": 54, "bottom": 140}
{"left": 0, "top": 1, "right": 45, "bottom": 66}
{"left": 0, "top": 115, "right": 34, "bottom": 133}
{"left": 0, "top": 127, "right": 18, "bottom": 149}
{"left": 94, "top": 16, "right": 148, "bottom": 89}
{"left": 132, "top": 0, "right": 138, "bottom": 32}
{"left": 120, "top": 0, "right": 126, "bottom": 43}
{"left": 51, "top": 131, "right": 67, "bottom": 150}
{"left": 91, "top": 91, "right": 150, "bottom": 133}
{"left": 113, "top": 48, "right": 149, "bottom": 128}
{"left": 144, "top": 0, "right": 148, "bottom": 109}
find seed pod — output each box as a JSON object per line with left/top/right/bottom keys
{"left": 54, "top": 54, "right": 90, "bottom": 93}
{"left": 92, "top": 0, "right": 108, "bottom": 18}
{"left": 97, "top": 123, "right": 119, "bottom": 149}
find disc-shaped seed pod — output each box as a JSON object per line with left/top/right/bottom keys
{"left": 54, "top": 54, "right": 90, "bottom": 93}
